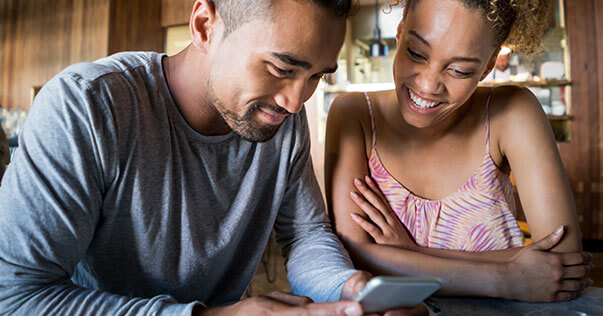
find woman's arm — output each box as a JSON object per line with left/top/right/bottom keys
{"left": 325, "top": 92, "right": 590, "bottom": 302}
{"left": 494, "top": 86, "right": 581, "bottom": 252}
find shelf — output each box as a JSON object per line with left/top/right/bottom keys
{"left": 479, "top": 79, "right": 571, "bottom": 88}
{"left": 547, "top": 115, "right": 572, "bottom": 121}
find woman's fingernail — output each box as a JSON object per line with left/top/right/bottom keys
{"left": 554, "top": 226, "right": 563, "bottom": 235}
{"left": 350, "top": 213, "right": 359, "bottom": 220}
{"left": 350, "top": 191, "right": 359, "bottom": 198}
{"left": 354, "top": 178, "right": 362, "bottom": 185}
{"left": 365, "top": 176, "right": 372, "bottom": 183}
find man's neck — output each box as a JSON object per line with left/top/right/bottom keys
{"left": 162, "top": 46, "right": 231, "bottom": 136}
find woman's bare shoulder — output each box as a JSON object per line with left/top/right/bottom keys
{"left": 488, "top": 85, "right": 544, "bottom": 122}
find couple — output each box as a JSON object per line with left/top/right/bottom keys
{"left": 0, "top": 0, "right": 592, "bottom": 315}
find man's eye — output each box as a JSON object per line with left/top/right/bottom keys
{"left": 274, "top": 66, "right": 294, "bottom": 78}
{"left": 311, "top": 73, "right": 325, "bottom": 81}
{"left": 407, "top": 48, "right": 424, "bottom": 61}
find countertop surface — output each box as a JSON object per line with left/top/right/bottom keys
{"left": 427, "top": 287, "right": 603, "bottom": 316}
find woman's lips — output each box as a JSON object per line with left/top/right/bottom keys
{"left": 405, "top": 87, "right": 444, "bottom": 114}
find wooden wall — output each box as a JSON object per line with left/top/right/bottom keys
{"left": 0, "top": 0, "right": 110, "bottom": 111}
{"left": 562, "top": 0, "right": 603, "bottom": 239}
{"left": 161, "top": 0, "right": 193, "bottom": 27}
{"left": 109, "top": 0, "right": 163, "bottom": 54}
{"left": 0, "top": 0, "right": 163, "bottom": 111}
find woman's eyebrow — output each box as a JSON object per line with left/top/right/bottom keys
{"left": 409, "top": 30, "right": 482, "bottom": 63}
{"left": 409, "top": 30, "right": 430, "bottom": 47}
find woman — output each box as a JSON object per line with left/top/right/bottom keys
{"left": 325, "top": 0, "right": 593, "bottom": 302}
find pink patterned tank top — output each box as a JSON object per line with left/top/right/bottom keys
{"left": 364, "top": 92, "right": 524, "bottom": 251}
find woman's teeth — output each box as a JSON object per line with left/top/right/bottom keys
{"left": 409, "top": 89, "right": 440, "bottom": 109}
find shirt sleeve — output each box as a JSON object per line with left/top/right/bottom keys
{"left": 0, "top": 71, "right": 201, "bottom": 315}
{"left": 273, "top": 109, "right": 357, "bottom": 303}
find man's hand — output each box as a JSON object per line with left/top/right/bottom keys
{"left": 196, "top": 291, "right": 363, "bottom": 316}
{"left": 342, "top": 271, "right": 428, "bottom": 316}
{"left": 501, "top": 226, "right": 594, "bottom": 302}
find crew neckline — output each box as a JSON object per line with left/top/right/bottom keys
{"left": 154, "top": 53, "right": 235, "bottom": 144}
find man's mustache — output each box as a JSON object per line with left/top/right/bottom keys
{"left": 252, "top": 103, "right": 291, "bottom": 115}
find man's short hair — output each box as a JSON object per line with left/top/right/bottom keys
{"left": 210, "top": 0, "right": 352, "bottom": 37}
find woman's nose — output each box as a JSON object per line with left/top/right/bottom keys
{"left": 414, "top": 66, "right": 444, "bottom": 96}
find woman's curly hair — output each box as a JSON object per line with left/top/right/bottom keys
{"left": 391, "top": 0, "right": 553, "bottom": 55}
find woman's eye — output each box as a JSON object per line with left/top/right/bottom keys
{"left": 452, "top": 69, "right": 474, "bottom": 78}
{"left": 407, "top": 48, "right": 424, "bottom": 61}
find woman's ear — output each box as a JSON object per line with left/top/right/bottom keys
{"left": 396, "top": 20, "right": 405, "bottom": 47}
{"left": 189, "top": 0, "right": 219, "bottom": 54}
{"left": 480, "top": 48, "right": 501, "bottom": 81}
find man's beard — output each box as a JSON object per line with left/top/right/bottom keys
{"left": 207, "top": 82, "right": 288, "bottom": 143}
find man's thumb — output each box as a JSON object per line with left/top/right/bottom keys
{"left": 532, "top": 225, "right": 564, "bottom": 250}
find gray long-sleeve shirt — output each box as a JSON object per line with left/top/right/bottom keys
{"left": 0, "top": 52, "right": 356, "bottom": 315}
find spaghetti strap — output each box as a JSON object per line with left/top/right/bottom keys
{"left": 363, "top": 92, "right": 377, "bottom": 149}
{"left": 485, "top": 88, "right": 495, "bottom": 153}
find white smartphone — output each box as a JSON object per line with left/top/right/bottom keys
{"left": 353, "top": 276, "right": 441, "bottom": 313}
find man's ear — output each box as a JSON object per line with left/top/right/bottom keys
{"left": 189, "top": 0, "right": 219, "bottom": 54}
{"left": 480, "top": 47, "right": 501, "bottom": 81}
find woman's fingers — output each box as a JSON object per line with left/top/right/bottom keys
{"left": 363, "top": 176, "right": 399, "bottom": 225}
{"left": 354, "top": 178, "right": 389, "bottom": 213}
{"left": 350, "top": 191, "right": 388, "bottom": 228}
{"left": 351, "top": 212, "right": 383, "bottom": 239}
{"left": 562, "top": 263, "right": 594, "bottom": 279}
{"left": 560, "top": 252, "right": 593, "bottom": 266}
{"left": 353, "top": 177, "right": 397, "bottom": 225}
{"left": 364, "top": 176, "right": 388, "bottom": 204}
{"left": 558, "top": 278, "right": 592, "bottom": 293}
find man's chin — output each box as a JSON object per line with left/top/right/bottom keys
{"left": 232, "top": 124, "right": 282, "bottom": 143}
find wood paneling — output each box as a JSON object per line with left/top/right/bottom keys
{"left": 0, "top": 0, "right": 163, "bottom": 111}
{"left": 109, "top": 0, "right": 163, "bottom": 54}
{"left": 161, "top": 0, "right": 193, "bottom": 27}
{"left": 0, "top": 0, "right": 110, "bottom": 111}
{"left": 562, "top": 0, "right": 603, "bottom": 239}
{"left": 596, "top": 0, "right": 603, "bottom": 241}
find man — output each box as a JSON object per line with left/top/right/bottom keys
{"left": 0, "top": 0, "right": 425, "bottom": 315}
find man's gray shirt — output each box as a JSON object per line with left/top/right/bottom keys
{"left": 0, "top": 52, "right": 356, "bottom": 315}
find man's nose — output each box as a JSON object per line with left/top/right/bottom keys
{"left": 273, "top": 80, "right": 307, "bottom": 114}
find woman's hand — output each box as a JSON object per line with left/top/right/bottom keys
{"left": 349, "top": 176, "right": 418, "bottom": 250}
{"left": 501, "top": 226, "right": 594, "bottom": 302}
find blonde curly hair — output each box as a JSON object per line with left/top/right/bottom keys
{"left": 391, "top": 0, "right": 553, "bottom": 55}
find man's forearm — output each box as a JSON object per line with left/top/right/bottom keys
{"left": 0, "top": 280, "right": 200, "bottom": 316}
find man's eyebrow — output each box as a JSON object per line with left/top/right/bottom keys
{"left": 272, "top": 53, "right": 312, "bottom": 70}
{"left": 409, "top": 31, "right": 482, "bottom": 64}
{"left": 272, "top": 52, "right": 338, "bottom": 74}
